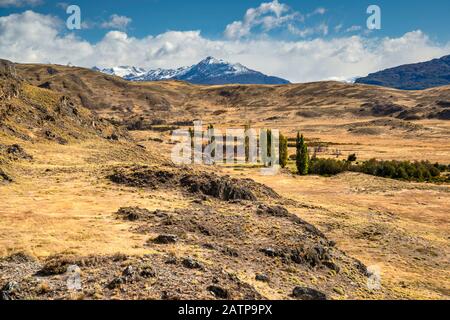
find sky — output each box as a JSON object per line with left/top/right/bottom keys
{"left": 1, "top": 0, "right": 450, "bottom": 83}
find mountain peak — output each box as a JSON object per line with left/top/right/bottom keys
{"left": 93, "top": 57, "right": 290, "bottom": 85}
{"left": 200, "top": 56, "right": 225, "bottom": 65}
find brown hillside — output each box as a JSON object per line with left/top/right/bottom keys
{"left": 1, "top": 60, "right": 448, "bottom": 300}
{"left": 15, "top": 63, "right": 450, "bottom": 123}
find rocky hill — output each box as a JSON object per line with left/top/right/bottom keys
{"left": 356, "top": 55, "right": 450, "bottom": 90}
{"left": 0, "top": 60, "right": 449, "bottom": 300}
{"left": 14, "top": 62, "right": 450, "bottom": 124}
{"left": 0, "top": 58, "right": 396, "bottom": 300}
{"left": 0, "top": 60, "right": 124, "bottom": 145}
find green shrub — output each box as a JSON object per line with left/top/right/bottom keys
{"left": 309, "top": 158, "right": 349, "bottom": 176}
{"left": 308, "top": 157, "right": 446, "bottom": 182}
{"left": 347, "top": 153, "right": 357, "bottom": 162}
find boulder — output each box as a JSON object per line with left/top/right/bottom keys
{"left": 255, "top": 274, "right": 270, "bottom": 283}
{"left": 182, "top": 258, "right": 202, "bottom": 269}
{"left": 292, "top": 286, "right": 327, "bottom": 300}
{"left": 207, "top": 285, "right": 230, "bottom": 299}
{"left": 0, "top": 281, "right": 19, "bottom": 300}
{"left": 153, "top": 234, "right": 178, "bottom": 244}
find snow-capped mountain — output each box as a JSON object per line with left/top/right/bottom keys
{"left": 93, "top": 57, "right": 290, "bottom": 85}
{"left": 92, "top": 65, "right": 147, "bottom": 80}
{"left": 131, "top": 66, "right": 191, "bottom": 81}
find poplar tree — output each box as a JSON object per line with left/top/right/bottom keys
{"left": 279, "top": 133, "right": 288, "bottom": 168}
{"left": 296, "top": 133, "right": 309, "bottom": 175}
{"left": 267, "top": 129, "right": 272, "bottom": 166}
{"left": 245, "top": 124, "right": 250, "bottom": 163}
{"left": 208, "top": 124, "right": 215, "bottom": 159}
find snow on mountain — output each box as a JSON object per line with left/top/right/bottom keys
{"left": 131, "top": 66, "right": 191, "bottom": 81}
{"left": 93, "top": 66, "right": 147, "bottom": 80}
{"left": 92, "top": 57, "right": 290, "bottom": 85}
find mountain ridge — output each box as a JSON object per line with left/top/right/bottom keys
{"left": 12, "top": 60, "right": 450, "bottom": 124}
{"left": 355, "top": 55, "right": 450, "bottom": 90}
{"left": 94, "top": 56, "right": 290, "bottom": 85}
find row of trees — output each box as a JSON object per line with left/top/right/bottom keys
{"left": 187, "top": 125, "right": 307, "bottom": 174}
{"left": 279, "top": 131, "right": 310, "bottom": 175}
{"left": 356, "top": 159, "right": 445, "bottom": 182}
{"left": 187, "top": 126, "right": 447, "bottom": 182}
{"left": 308, "top": 157, "right": 449, "bottom": 182}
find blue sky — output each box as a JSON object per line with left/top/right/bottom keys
{"left": 1, "top": 0, "right": 449, "bottom": 42}
{"left": 1, "top": 0, "right": 450, "bottom": 82}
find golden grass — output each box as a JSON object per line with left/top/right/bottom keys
{"left": 0, "top": 139, "right": 187, "bottom": 258}
{"left": 222, "top": 167, "right": 450, "bottom": 300}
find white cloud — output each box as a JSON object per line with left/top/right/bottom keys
{"left": 100, "top": 14, "right": 132, "bottom": 30}
{"left": 0, "top": 0, "right": 42, "bottom": 7}
{"left": 224, "top": 1, "right": 329, "bottom": 40}
{"left": 288, "top": 23, "right": 328, "bottom": 38}
{"left": 56, "top": 2, "right": 69, "bottom": 10}
{"left": 334, "top": 24, "right": 343, "bottom": 33}
{"left": 307, "top": 7, "right": 326, "bottom": 17}
{"left": 224, "top": 0, "right": 299, "bottom": 39}
{"left": 346, "top": 25, "right": 362, "bottom": 33}
{"left": 224, "top": 1, "right": 331, "bottom": 40}
{"left": 0, "top": 11, "right": 449, "bottom": 83}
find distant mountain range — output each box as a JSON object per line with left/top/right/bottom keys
{"left": 93, "top": 57, "right": 290, "bottom": 85}
{"left": 355, "top": 55, "right": 450, "bottom": 90}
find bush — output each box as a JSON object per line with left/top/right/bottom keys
{"left": 309, "top": 158, "right": 349, "bottom": 176}
{"left": 357, "top": 159, "right": 443, "bottom": 182}
{"left": 308, "top": 157, "right": 447, "bottom": 182}
{"left": 347, "top": 153, "right": 357, "bottom": 162}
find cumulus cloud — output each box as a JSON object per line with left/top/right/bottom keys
{"left": 0, "top": 11, "right": 449, "bottom": 83}
{"left": 288, "top": 23, "right": 328, "bottom": 38}
{"left": 0, "top": 0, "right": 42, "bottom": 7}
{"left": 224, "top": 0, "right": 299, "bottom": 39}
{"left": 223, "top": 1, "right": 330, "bottom": 39}
{"left": 100, "top": 14, "right": 132, "bottom": 30}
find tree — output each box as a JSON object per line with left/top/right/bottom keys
{"left": 296, "top": 133, "right": 309, "bottom": 175}
{"left": 188, "top": 127, "right": 194, "bottom": 148}
{"left": 267, "top": 129, "right": 272, "bottom": 166}
{"left": 279, "top": 133, "right": 288, "bottom": 168}
{"left": 207, "top": 124, "right": 215, "bottom": 159}
{"left": 244, "top": 124, "right": 250, "bottom": 163}
{"left": 347, "top": 153, "right": 357, "bottom": 162}
{"left": 296, "top": 132, "right": 301, "bottom": 173}
{"left": 260, "top": 129, "right": 272, "bottom": 167}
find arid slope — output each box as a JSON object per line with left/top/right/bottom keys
{"left": 1, "top": 60, "right": 449, "bottom": 300}
{"left": 16, "top": 63, "right": 450, "bottom": 123}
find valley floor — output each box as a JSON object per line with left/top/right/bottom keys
{"left": 0, "top": 134, "right": 448, "bottom": 300}
{"left": 223, "top": 167, "right": 450, "bottom": 299}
